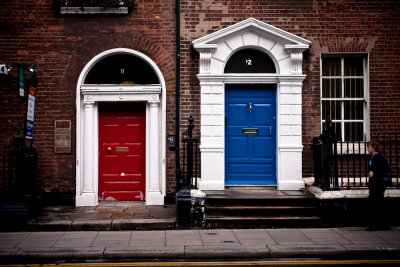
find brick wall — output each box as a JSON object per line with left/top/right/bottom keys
{"left": 179, "top": 0, "right": 400, "bottom": 178}
{"left": 0, "top": 0, "right": 177, "bottom": 193}
{"left": 1, "top": 0, "right": 399, "bottom": 194}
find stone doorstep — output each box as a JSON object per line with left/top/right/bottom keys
{"left": 25, "top": 218, "right": 176, "bottom": 231}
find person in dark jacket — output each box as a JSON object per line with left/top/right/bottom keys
{"left": 366, "top": 140, "right": 390, "bottom": 231}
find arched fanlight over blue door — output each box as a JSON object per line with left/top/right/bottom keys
{"left": 224, "top": 48, "right": 276, "bottom": 73}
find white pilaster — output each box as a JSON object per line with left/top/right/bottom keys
{"left": 146, "top": 100, "right": 163, "bottom": 205}
{"left": 198, "top": 82, "right": 225, "bottom": 190}
{"left": 277, "top": 78, "right": 305, "bottom": 190}
{"left": 76, "top": 101, "right": 97, "bottom": 206}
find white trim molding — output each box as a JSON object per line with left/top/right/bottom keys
{"left": 76, "top": 48, "right": 166, "bottom": 206}
{"left": 192, "top": 18, "right": 310, "bottom": 191}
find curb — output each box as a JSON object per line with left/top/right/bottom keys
{"left": 19, "top": 219, "right": 177, "bottom": 231}
{"left": 1, "top": 245, "right": 400, "bottom": 261}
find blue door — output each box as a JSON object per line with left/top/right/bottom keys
{"left": 225, "top": 84, "right": 277, "bottom": 185}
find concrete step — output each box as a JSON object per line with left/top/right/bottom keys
{"left": 205, "top": 197, "right": 318, "bottom": 207}
{"left": 206, "top": 205, "right": 318, "bottom": 210}
{"left": 204, "top": 215, "right": 321, "bottom": 228}
{"left": 205, "top": 215, "right": 321, "bottom": 221}
{"left": 205, "top": 204, "right": 319, "bottom": 217}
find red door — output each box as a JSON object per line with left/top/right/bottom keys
{"left": 98, "top": 102, "right": 146, "bottom": 201}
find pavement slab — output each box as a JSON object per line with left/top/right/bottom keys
{"left": 0, "top": 232, "right": 30, "bottom": 247}
{"left": 166, "top": 230, "right": 203, "bottom": 246}
{"left": 16, "top": 232, "right": 64, "bottom": 248}
{"left": 265, "top": 229, "right": 314, "bottom": 245}
{"left": 372, "top": 230, "right": 400, "bottom": 244}
{"left": 91, "top": 231, "right": 132, "bottom": 247}
{"left": 54, "top": 232, "right": 98, "bottom": 248}
{"left": 130, "top": 230, "right": 165, "bottom": 246}
{"left": 332, "top": 228, "right": 389, "bottom": 244}
{"left": 299, "top": 228, "right": 351, "bottom": 245}
{"left": 233, "top": 229, "right": 277, "bottom": 246}
{"left": 199, "top": 230, "right": 239, "bottom": 245}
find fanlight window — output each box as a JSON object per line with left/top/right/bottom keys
{"left": 224, "top": 48, "right": 276, "bottom": 73}
{"left": 84, "top": 54, "right": 159, "bottom": 85}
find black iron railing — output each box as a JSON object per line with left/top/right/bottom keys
{"left": 313, "top": 119, "right": 399, "bottom": 190}
{"left": 1, "top": 136, "right": 38, "bottom": 196}
{"left": 334, "top": 138, "right": 399, "bottom": 189}
{"left": 180, "top": 116, "right": 200, "bottom": 189}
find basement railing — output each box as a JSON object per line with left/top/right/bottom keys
{"left": 313, "top": 119, "right": 399, "bottom": 190}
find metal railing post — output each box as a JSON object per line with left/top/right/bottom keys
{"left": 396, "top": 134, "right": 399, "bottom": 188}
{"left": 186, "top": 116, "right": 194, "bottom": 188}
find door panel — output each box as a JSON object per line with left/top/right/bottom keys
{"left": 225, "top": 84, "right": 277, "bottom": 185}
{"left": 99, "top": 102, "right": 146, "bottom": 201}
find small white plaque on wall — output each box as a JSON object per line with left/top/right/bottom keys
{"left": 54, "top": 120, "right": 72, "bottom": 154}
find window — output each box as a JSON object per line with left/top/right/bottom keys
{"left": 321, "top": 55, "right": 368, "bottom": 141}
{"left": 56, "top": 0, "right": 134, "bottom": 15}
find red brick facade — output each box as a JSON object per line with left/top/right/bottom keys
{"left": 0, "top": 0, "right": 399, "bottom": 194}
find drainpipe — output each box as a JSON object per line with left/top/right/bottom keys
{"left": 175, "top": 0, "right": 181, "bottom": 191}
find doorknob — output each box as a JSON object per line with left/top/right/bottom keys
{"left": 121, "top": 172, "right": 125, "bottom": 176}
{"left": 269, "top": 127, "right": 272, "bottom": 136}
{"left": 107, "top": 147, "right": 112, "bottom": 151}
{"left": 248, "top": 102, "right": 252, "bottom": 113}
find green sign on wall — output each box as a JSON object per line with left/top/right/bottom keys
{"left": 18, "top": 65, "right": 24, "bottom": 97}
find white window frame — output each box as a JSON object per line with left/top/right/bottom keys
{"left": 320, "top": 54, "right": 370, "bottom": 142}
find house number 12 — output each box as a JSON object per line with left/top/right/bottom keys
{"left": 246, "top": 59, "right": 252, "bottom": 66}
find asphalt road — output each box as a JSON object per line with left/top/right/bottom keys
{"left": 3, "top": 259, "right": 400, "bottom": 267}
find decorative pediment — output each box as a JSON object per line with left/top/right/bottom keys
{"left": 193, "top": 18, "right": 311, "bottom": 75}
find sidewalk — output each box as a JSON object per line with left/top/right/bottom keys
{"left": 1, "top": 227, "right": 399, "bottom": 261}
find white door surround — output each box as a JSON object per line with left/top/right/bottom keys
{"left": 76, "top": 48, "right": 166, "bottom": 206}
{"left": 192, "top": 18, "right": 311, "bottom": 191}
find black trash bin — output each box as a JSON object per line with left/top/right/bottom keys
{"left": 15, "top": 146, "right": 38, "bottom": 196}
{"left": 176, "top": 187, "right": 192, "bottom": 229}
